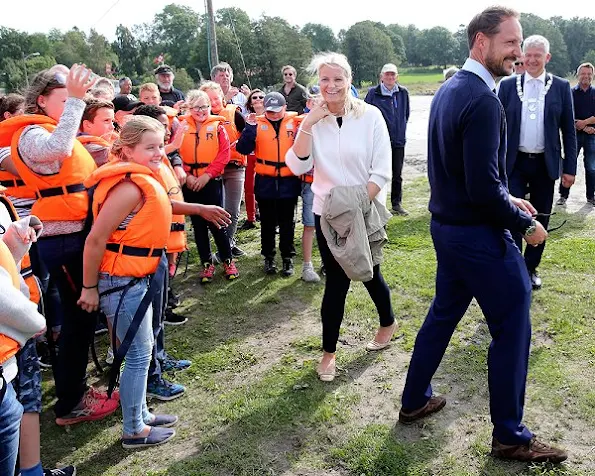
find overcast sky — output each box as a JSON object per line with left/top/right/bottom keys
{"left": 2, "top": 0, "right": 589, "bottom": 39}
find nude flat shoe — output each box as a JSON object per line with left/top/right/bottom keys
{"left": 317, "top": 359, "right": 336, "bottom": 382}
{"left": 366, "top": 322, "right": 398, "bottom": 351}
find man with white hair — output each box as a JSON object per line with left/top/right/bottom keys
{"left": 210, "top": 62, "right": 248, "bottom": 115}
{"left": 154, "top": 65, "right": 185, "bottom": 104}
{"left": 498, "top": 34, "right": 577, "bottom": 290}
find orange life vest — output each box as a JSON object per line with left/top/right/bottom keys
{"left": 84, "top": 161, "right": 172, "bottom": 278}
{"left": 77, "top": 135, "right": 113, "bottom": 167}
{"left": 0, "top": 240, "right": 22, "bottom": 365}
{"left": 178, "top": 115, "right": 224, "bottom": 177}
{"left": 0, "top": 115, "right": 97, "bottom": 222}
{"left": 219, "top": 104, "right": 247, "bottom": 167}
{"left": 156, "top": 158, "right": 187, "bottom": 254}
{"left": 254, "top": 112, "right": 301, "bottom": 178}
{"left": 0, "top": 194, "right": 41, "bottom": 304}
{"left": 0, "top": 169, "right": 36, "bottom": 199}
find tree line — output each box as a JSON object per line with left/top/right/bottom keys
{"left": 2, "top": 5, "right": 595, "bottom": 93}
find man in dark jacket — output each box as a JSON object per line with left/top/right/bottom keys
{"left": 365, "top": 64, "right": 410, "bottom": 215}
{"left": 154, "top": 65, "right": 185, "bottom": 104}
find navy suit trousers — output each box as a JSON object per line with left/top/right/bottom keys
{"left": 401, "top": 220, "right": 534, "bottom": 445}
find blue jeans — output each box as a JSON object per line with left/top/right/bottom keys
{"left": 99, "top": 275, "right": 154, "bottom": 435}
{"left": 148, "top": 257, "right": 168, "bottom": 382}
{"left": 0, "top": 383, "right": 23, "bottom": 475}
{"left": 559, "top": 131, "right": 595, "bottom": 199}
{"left": 222, "top": 165, "right": 246, "bottom": 247}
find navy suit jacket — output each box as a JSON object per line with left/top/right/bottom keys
{"left": 498, "top": 74, "right": 577, "bottom": 180}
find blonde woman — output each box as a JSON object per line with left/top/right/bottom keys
{"left": 286, "top": 53, "right": 398, "bottom": 381}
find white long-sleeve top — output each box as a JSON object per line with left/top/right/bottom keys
{"left": 286, "top": 103, "right": 392, "bottom": 215}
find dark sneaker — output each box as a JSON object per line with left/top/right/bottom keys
{"left": 530, "top": 271, "right": 542, "bottom": 290}
{"left": 122, "top": 427, "right": 175, "bottom": 449}
{"left": 231, "top": 246, "right": 246, "bottom": 257}
{"left": 200, "top": 263, "right": 216, "bottom": 284}
{"left": 43, "top": 467, "right": 77, "bottom": 476}
{"left": 239, "top": 220, "right": 257, "bottom": 231}
{"left": 491, "top": 436, "right": 568, "bottom": 463}
{"left": 147, "top": 414, "right": 179, "bottom": 428}
{"left": 223, "top": 259, "right": 239, "bottom": 280}
{"left": 391, "top": 203, "right": 409, "bottom": 216}
{"left": 55, "top": 388, "right": 120, "bottom": 426}
{"left": 281, "top": 258, "right": 294, "bottom": 277}
{"left": 399, "top": 395, "right": 446, "bottom": 424}
{"left": 588, "top": 197, "right": 595, "bottom": 206}
{"left": 556, "top": 196, "right": 567, "bottom": 206}
{"left": 164, "top": 310, "right": 188, "bottom": 326}
{"left": 264, "top": 257, "right": 277, "bottom": 275}
{"left": 320, "top": 265, "right": 326, "bottom": 277}
{"left": 161, "top": 355, "right": 192, "bottom": 372}
{"left": 146, "top": 377, "right": 185, "bottom": 401}
{"left": 167, "top": 286, "right": 180, "bottom": 309}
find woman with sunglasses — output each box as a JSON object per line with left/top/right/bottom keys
{"left": 178, "top": 90, "right": 238, "bottom": 283}
{"left": 239, "top": 89, "right": 266, "bottom": 231}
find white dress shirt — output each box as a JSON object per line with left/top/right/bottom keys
{"left": 519, "top": 70, "right": 547, "bottom": 153}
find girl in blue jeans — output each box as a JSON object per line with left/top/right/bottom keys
{"left": 78, "top": 116, "right": 230, "bottom": 448}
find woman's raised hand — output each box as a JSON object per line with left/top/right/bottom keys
{"left": 67, "top": 64, "right": 98, "bottom": 99}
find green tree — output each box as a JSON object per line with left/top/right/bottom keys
{"left": 453, "top": 25, "right": 469, "bottom": 65}
{"left": 553, "top": 16, "right": 595, "bottom": 71}
{"left": 343, "top": 21, "right": 396, "bottom": 85}
{"left": 152, "top": 4, "right": 200, "bottom": 71}
{"left": 520, "top": 14, "right": 570, "bottom": 76}
{"left": 172, "top": 67, "right": 195, "bottom": 93}
{"left": 301, "top": 23, "right": 338, "bottom": 52}
{"left": 386, "top": 25, "right": 407, "bottom": 63}
{"left": 419, "top": 27, "right": 458, "bottom": 68}
{"left": 87, "top": 29, "right": 118, "bottom": 76}
{"left": 584, "top": 49, "right": 595, "bottom": 66}
{"left": 403, "top": 25, "right": 422, "bottom": 65}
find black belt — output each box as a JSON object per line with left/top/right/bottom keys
{"left": 187, "top": 163, "right": 208, "bottom": 169}
{"left": 518, "top": 151, "right": 544, "bottom": 159}
{"left": 171, "top": 222, "right": 185, "bottom": 232}
{"left": 0, "top": 179, "right": 25, "bottom": 187}
{"left": 37, "top": 183, "right": 86, "bottom": 198}
{"left": 256, "top": 159, "right": 288, "bottom": 168}
{"left": 105, "top": 243, "right": 164, "bottom": 257}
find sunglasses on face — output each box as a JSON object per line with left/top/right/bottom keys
{"left": 284, "top": 73, "right": 294, "bottom": 76}
{"left": 251, "top": 95, "right": 264, "bottom": 100}
{"left": 514, "top": 62, "right": 524, "bottom": 66}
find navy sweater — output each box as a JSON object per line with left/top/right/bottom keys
{"left": 428, "top": 70, "right": 532, "bottom": 232}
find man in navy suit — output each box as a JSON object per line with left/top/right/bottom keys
{"left": 399, "top": 7, "right": 567, "bottom": 463}
{"left": 498, "top": 35, "right": 577, "bottom": 289}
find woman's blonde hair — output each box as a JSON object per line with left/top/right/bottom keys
{"left": 186, "top": 89, "right": 211, "bottom": 107}
{"left": 112, "top": 116, "right": 164, "bottom": 160}
{"left": 307, "top": 52, "right": 365, "bottom": 118}
{"left": 199, "top": 81, "right": 224, "bottom": 99}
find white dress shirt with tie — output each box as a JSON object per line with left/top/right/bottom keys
{"left": 518, "top": 70, "right": 547, "bottom": 154}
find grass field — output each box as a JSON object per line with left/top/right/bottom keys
{"left": 39, "top": 176, "right": 595, "bottom": 475}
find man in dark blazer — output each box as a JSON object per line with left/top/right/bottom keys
{"left": 498, "top": 35, "right": 577, "bottom": 289}
{"left": 399, "top": 7, "right": 567, "bottom": 463}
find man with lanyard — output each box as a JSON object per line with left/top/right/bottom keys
{"left": 557, "top": 62, "right": 595, "bottom": 205}
{"left": 498, "top": 34, "right": 577, "bottom": 290}
{"left": 365, "top": 63, "right": 410, "bottom": 216}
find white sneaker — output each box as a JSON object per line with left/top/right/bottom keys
{"left": 106, "top": 347, "right": 114, "bottom": 365}
{"left": 301, "top": 264, "right": 321, "bottom": 282}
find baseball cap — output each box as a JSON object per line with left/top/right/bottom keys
{"left": 154, "top": 65, "right": 174, "bottom": 75}
{"left": 112, "top": 95, "right": 144, "bottom": 113}
{"left": 381, "top": 63, "right": 398, "bottom": 74}
{"left": 264, "top": 92, "right": 286, "bottom": 112}
{"left": 307, "top": 85, "right": 321, "bottom": 98}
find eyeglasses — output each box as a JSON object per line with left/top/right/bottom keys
{"left": 284, "top": 73, "right": 294, "bottom": 76}
{"left": 514, "top": 62, "right": 524, "bottom": 66}
{"left": 191, "top": 105, "right": 209, "bottom": 112}
{"left": 251, "top": 95, "right": 264, "bottom": 100}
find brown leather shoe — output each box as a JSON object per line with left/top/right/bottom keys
{"left": 491, "top": 436, "right": 568, "bottom": 463}
{"left": 399, "top": 396, "right": 446, "bottom": 424}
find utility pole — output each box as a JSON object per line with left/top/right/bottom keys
{"left": 206, "top": 0, "right": 219, "bottom": 69}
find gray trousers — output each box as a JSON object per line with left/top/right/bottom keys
{"left": 222, "top": 165, "right": 246, "bottom": 247}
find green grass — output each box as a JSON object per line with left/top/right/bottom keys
{"left": 39, "top": 176, "right": 595, "bottom": 475}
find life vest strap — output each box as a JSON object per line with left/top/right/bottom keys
{"left": 0, "top": 179, "right": 25, "bottom": 187}
{"left": 170, "top": 223, "right": 185, "bottom": 232}
{"left": 37, "top": 183, "right": 86, "bottom": 198}
{"left": 187, "top": 163, "right": 209, "bottom": 169}
{"left": 20, "top": 266, "right": 33, "bottom": 279}
{"left": 105, "top": 243, "right": 165, "bottom": 257}
{"left": 256, "top": 159, "right": 288, "bottom": 168}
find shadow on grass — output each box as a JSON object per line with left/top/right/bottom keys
{"left": 161, "top": 351, "right": 380, "bottom": 475}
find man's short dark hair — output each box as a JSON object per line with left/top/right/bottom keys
{"left": 467, "top": 6, "right": 519, "bottom": 50}
{"left": 133, "top": 104, "right": 167, "bottom": 119}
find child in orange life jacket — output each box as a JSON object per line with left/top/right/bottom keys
{"left": 200, "top": 81, "right": 247, "bottom": 258}
{"left": 78, "top": 97, "right": 116, "bottom": 167}
{"left": 77, "top": 116, "right": 229, "bottom": 449}
{"left": 236, "top": 92, "right": 302, "bottom": 276}
{"left": 0, "top": 65, "right": 124, "bottom": 427}
{"left": 178, "top": 89, "right": 239, "bottom": 283}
